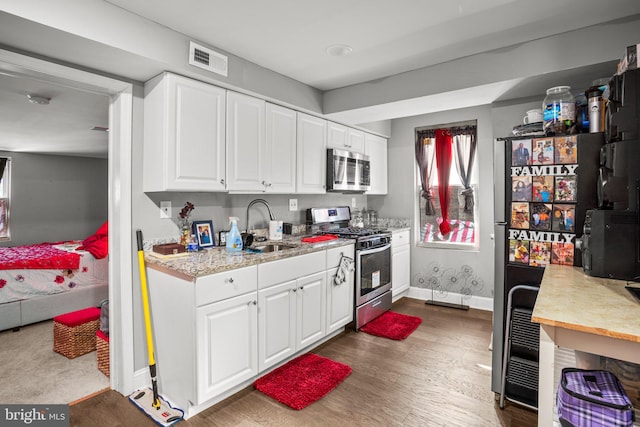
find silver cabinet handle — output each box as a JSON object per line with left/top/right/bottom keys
{"left": 226, "top": 277, "right": 234, "bottom": 284}
{"left": 299, "top": 286, "right": 304, "bottom": 291}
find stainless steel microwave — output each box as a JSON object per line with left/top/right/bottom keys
{"left": 326, "top": 148, "right": 371, "bottom": 193}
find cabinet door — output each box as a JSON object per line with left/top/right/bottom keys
{"left": 392, "top": 245, "right": 411, "bottom": 300}
{"left": 196, "top": 291, "right": 258, "bottom": 403}
{"left": 258, "top": 280, "right": 297, "bottom": 371}
{"left": 296, "top": 113, "right": 327, "bottom": 193}
{"left": 328, "top": 122, "right": 365, "bottom": 154}
{"left": 226, "top": 91, "right": 266, "bottom": 191}
{"left": 265, "top": 103, "right": 297, "bottom": 193}
{"left": 326, "top": 266, "right": 354, "bottom": 334}
{"left": 144, "top": 73, "right": 226, "bottom": 191}
{"left": 327, "top": 122, "right": 349, "bottom": 150}
{"left": 296, "top": 271, "right": 326, "bottom": 349}
{"left": 348, "top": 128, "right": 365, "bottom": 153}
{"left": 365, "top": 133, "right": 388, "bottom": 195}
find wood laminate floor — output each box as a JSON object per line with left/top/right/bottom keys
{"left": 70, "top": 298, "right": 537, "bottom": 426}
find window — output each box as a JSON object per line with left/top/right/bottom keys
{"left": 0, "top": 157, "right": 10, "bottom": 241}
{"left": 415, "top": 123, "right": 477, "bottom": 248}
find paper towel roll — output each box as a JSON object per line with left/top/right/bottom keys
{"left": 269, "top": 220, "right": 283, "bottom": 241}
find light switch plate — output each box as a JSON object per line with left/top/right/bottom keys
{"left": 351, "top": 197, "right": 357, "bottom": 208}
{"left": 289, "top": 198, "right": 298, "bottom": 211}
{"left": 160, "top": 201, "right": 171, "bottom": 218}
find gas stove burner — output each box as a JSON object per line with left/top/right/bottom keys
{"left": 327, "top": 227, "right": 378, "bottom": 237}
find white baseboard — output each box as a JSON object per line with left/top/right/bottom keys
{"left": 407, "top": 287, "right": 493, "bottom": 311}
{"left": 131, "top": 368, "right": 151, "bottom": 394}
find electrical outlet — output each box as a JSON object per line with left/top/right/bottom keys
{"left": 288, "top": 198, "right": 298, "bottom": 211}
{"left": 160, "top": 201, "right": 171, "bottom": 218}
{"left": 351, "top": 197, "right": 357, "bottom": 208}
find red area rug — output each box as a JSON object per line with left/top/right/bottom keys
{"left": 360, "top": 310, "right": 422, "bottom": 340}
{"left": 254, "top": 353, "right": 352, "bottom": 410}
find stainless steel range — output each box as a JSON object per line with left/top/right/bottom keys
{"left": 307, "top": 207, "right": 392, "bottom": 330}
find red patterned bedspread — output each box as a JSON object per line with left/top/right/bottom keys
{"left": 0, "top": 243, "right": 80, "bottom": 270}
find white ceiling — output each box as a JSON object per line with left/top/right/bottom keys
{"left": 0, "top": 71, "right": 109, "bottom": 158}
{"left": 105, "top": 0, "right": 640, "bottom": 91}
{"left": 2, "top": 0, "right": 640, "bottom": 157}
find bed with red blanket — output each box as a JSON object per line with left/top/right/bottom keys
{"left": 0, "top": 223, "right": 109, "bottom": 331}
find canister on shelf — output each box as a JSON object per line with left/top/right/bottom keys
{"left": 543, "top": 86, "right": 575, "bottom": 135}
{"left": 585, "top": 86, "right": 603, "bottom": 133}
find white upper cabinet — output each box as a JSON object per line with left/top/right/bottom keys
{"left": 348, "top": 128, "right": 366, "bottom": 153}
{"left": 226, "top": 95, "right": 297, "bottom": 193}
{"left": 327, "top": 122, "right": 348, "bottom": 150}
{"left": 327, "top": 122, "right": 365, "bottom": 153}
{"left": 226, "top": 91, "right": 266, "bottom": 192}
{"left": 143, "top": 72, "right": 226, "bottom": 192}
{"left": 265, "top": 103, "right": 297, "bottom": 193}
{"left": 296, "top": 112, "right": 327, "bottom": 194}
{"left": 365, "top": 133, "right": 388, "bottom": 195}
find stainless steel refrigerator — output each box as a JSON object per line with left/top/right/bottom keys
{"left": 491, "top": 132, "right": 604, "bottom": 407}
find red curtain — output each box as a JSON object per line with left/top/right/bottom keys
{"left": 435, "top": 129, "right": 452, "bottom": 235}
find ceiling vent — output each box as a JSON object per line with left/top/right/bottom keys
{"left": 189, "top": 41, "right": 228, "bottom": 77}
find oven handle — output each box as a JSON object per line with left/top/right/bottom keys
{"left": 358, "top": 243, "right": 391, "bottom": 256}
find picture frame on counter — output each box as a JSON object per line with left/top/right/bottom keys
{"left": 192, "top": 220, "right": 215, "bottom": 249}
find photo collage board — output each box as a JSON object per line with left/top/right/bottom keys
{"left": 508, "top": 135, "right": 578, "bottom": 268}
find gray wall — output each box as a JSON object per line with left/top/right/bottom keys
{"left": 377, "top": 105, "right": 495, "bottom": 300}
{"left": 142, "top": 193, "right": 368, "bottom": 239}
{"left": 0, "top": 151, "right": 107, "bottom": 246}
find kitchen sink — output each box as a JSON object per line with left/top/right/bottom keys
{"left": 251, "top": 243, "right": 297, "bottom": 253}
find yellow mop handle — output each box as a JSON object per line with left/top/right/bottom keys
{"left": 136, "top": 230, "right": 161, "bottom": 410}
{"left": 137, "top": 244, "right": 155, "bottom": 366}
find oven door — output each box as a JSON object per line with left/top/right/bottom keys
{"left": 355, "top": 243, "right": 392, "bottom": 306}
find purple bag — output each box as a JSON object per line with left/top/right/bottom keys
{"left": 557, "top": 368, "right": 634, "bottom": 427}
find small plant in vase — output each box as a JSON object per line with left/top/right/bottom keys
{"left": 178, "top": 201, "right": 195, "bottom": 248}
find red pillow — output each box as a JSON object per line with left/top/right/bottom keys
{"left": 94, "top": 221, "right": 108, "bottom": 238}
{"left": 77, "top": 221, "right": 109, "bottom": 259}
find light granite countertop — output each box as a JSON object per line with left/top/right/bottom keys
{"left": 145, "top": 236, "right": 355, "bottom": 281}
{"left": 532, "top": 264, "right": 640, "bottom": 343}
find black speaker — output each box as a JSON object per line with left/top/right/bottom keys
{"left": 581, "top": 210, "right": 640, "bottom": 280}
{"left": 606, "top": 69, "right": 640, "bottom": 143}
{"left": 596, "top": 140, "right": 640, "bottom": 211}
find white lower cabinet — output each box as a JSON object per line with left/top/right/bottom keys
{"left": 258, "top": 279, "right": 296, "bottom": 371}
{"left": 326, "top": 245, "right": 354, "bottom": 334}
{"left": 147, "top": 244, "right": 354, "bottom": 419}
{"left": 296, "top": 272, "right": 327, "bottom": 348}
{"left": 196, "top": 291, "right": 258, "bottom": 402}
{"left": 258, "top": 251, "right": 327, "bottom": 372}
{"left": 392, "top": 229, "right": 411, "bottom": 301}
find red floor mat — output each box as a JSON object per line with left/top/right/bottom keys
{"left": 360, "top": 310, "right": 422, "bottom": 340}
{"left": 254, "top": 353, "right": 352, "bottom": 410}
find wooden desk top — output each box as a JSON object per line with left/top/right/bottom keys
{"left": 532, "top": 264, "right": 640, "bottom": 343}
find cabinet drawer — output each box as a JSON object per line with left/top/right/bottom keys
{"left": 326, "top": 245, "right": 355, "bottom": 269}
{"left": 196, "top": 265, "right": 258, "bottom": 306}
{"left": 258, "top": 251, "right": 326, "bottom": 289}
{"left": 392, "top": 230, "right": 410, "bottom": 249}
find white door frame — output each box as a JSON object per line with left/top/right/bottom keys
{"left": 0, "top": 48, "right": 135, "bottom": 395}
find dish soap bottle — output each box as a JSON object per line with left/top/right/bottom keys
{"left": 226, "top": 217, "right": 243, "bottom": 253}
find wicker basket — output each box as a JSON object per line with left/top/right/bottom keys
{"left": 96, "top": 330, "right": 110, "bottom": 377}
{"left": 53, "top": 308, "right": 101, "bottom": 359}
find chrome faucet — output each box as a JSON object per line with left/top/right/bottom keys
{"left": 246, "top": 199, "right": 276, "bottom": 232}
